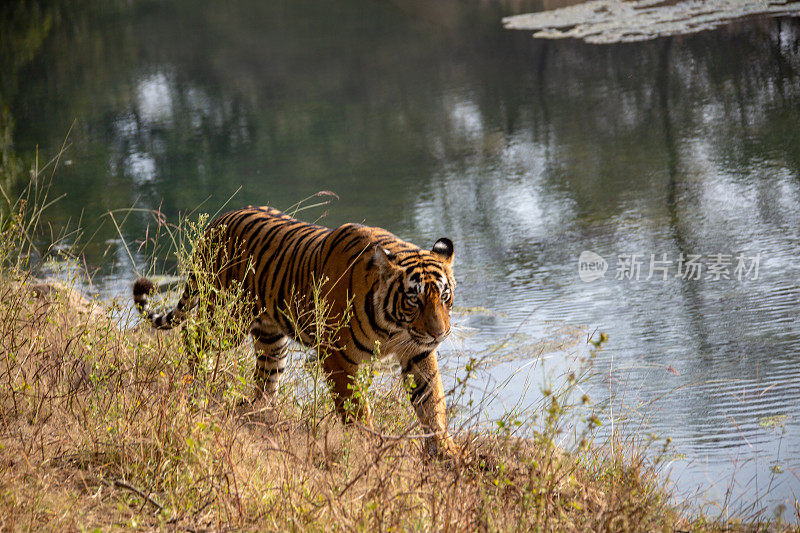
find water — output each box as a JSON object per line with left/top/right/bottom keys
{"left": 3, "top": 0, "right": 800, "bottom": 518}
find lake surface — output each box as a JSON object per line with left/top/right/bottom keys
{"left": 3, "top": 0, "right": 800, "bottom": 519}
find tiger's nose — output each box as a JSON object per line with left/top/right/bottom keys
{"left": 432, "top": 328, "right": 450, "bottom": 343}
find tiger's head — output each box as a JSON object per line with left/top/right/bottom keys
{"left": 373, "top": 238, "right": 455, "bottom": 347}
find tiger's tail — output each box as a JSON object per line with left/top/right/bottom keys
{"left": 133, "top": 276, "right": 197, "bottom": 330}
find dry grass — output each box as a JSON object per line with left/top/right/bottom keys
{"left": 0, "top": 272, "right": 685, "bottom": 531}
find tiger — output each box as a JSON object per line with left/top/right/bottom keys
{"left": 133, "top": 205, "right": 459, "bottom": 458}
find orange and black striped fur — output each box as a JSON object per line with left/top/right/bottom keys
{"left": 133, "top": 206, "right": 458, "bottom": 457}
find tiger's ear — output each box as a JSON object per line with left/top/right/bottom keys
{"left": 431, "top": 238, "right": 454, "bottom": 265}
{"left": 372, "top": 245, "right": 400, "bottom": 274}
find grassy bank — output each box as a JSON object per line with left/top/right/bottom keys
{"left": 6, "top": 281, "right": 798, "bottom": 532}
{"left": 0, "top": 271, "right": 684, "bottom": 531}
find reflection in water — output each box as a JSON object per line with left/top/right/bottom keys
{"left": 3, "top": 0, "right": 800, "bottom": 517}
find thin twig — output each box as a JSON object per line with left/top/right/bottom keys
{"left": 114, "top": 479, "right": 163, "bottom": 513}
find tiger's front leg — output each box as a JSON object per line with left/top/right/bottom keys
{"left": 401, "top": 350, "right": 459, "bottom": 459}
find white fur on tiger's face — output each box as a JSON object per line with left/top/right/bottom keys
{"left": 371, "top": 244, "right": 455, "bottom": 349}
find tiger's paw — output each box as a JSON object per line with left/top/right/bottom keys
{"left": 424, "top": 436, "right": 463, "bottom": 467}
{"left": 247, "top": 385, "right": 280, "bottom": 408}
{"left": 427, "top": 437, "right": 496, "bottom": 472}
